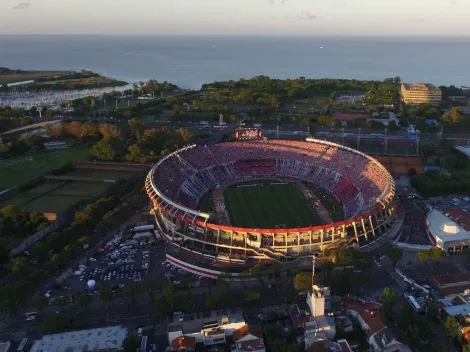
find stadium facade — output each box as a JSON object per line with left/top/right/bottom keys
{"left": 146, "top": 139, "right": 396, "bottom": 277}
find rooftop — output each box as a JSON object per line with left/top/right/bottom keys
{"left": 168, "top": 309, "right": 245, "bottom": 335}
{"left": 456, "top": 146, "right": 470, "bottom": 159}
{"left": 426, "top": 210, "right": 470, "bottom": 242}
{"left": 443, "top": 303, "right": 470, "bottom": 317}
{"left": 443, "top": 208, "right": 470, "bottom": 231}
{"left": 402, "top": 83, "right": 441, "bottom": 93}
{"left": 233, "top": 324, "right": 263, "bottom": 341}
{"left": 29, "top": 326, "right": 127, "bottom": 352}
{"left": 343, "top": 298, "right": 385, "bottom": 337}
{"left": 236, "top": 339, "right": 265, "bottom": 352}
{"left": 171, "top": 336, "right": 196, "bottom": 350}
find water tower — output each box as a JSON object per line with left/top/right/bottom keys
{"left": 36, "top": 106, "right": 43, "bottom": 118}
{"left": 87, "top": 280, "right": 96, "bottom": 291}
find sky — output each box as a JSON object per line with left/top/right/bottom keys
{"left": 0, "top": 0, "right": 469, "bottom": 36}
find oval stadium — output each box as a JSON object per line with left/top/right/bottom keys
{"left": 146, "top": 138, "right": 397, "bottom": 278}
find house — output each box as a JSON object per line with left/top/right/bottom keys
{"left": 343, "top": 297, "right": 411, "bottom": 352}
{"left": 232, "top": 324, "right": 265, "bottom": 352}
{"left": 167, "top": 336, "right": 196, "bottom": 352}
{"left": 369, "top": 329, "right": 411, "bottom": 352}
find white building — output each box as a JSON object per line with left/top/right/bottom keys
{"left": 290, "top": 283, "right": 335, "bottom": 351}
{"left": 168, "top": 310, "right": 245, "bottom": 346}
{"left": 29, "top": 326, "right": 128, "bottom": 352}
{"left": 426, "top": 209, "right": 470, "bottom": 253}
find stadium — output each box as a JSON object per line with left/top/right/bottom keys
{"left": 146, "top": 135, "right": 396, "bottom": 278}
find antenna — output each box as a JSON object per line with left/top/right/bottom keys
{"left": 312, "top": 255, "right": 315, "bottom": 287}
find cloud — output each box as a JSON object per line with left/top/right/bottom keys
{"left": 407, "top": 17, "right": 434, "bottom": 23}
{"left": 12, "top": 2, "right": 31, "bottom": 10}
{"left": 297, "top": 10, "right": 316, "bottom": 20}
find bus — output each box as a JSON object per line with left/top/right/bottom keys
{"left": 140, "top": 335, "right": 148, "bottom": 352}
{"left": 17, "top": 338, "right": 30, "bottom": 352}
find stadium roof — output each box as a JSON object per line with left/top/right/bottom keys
{"left": 455, "top": 146, "right": 470, "bottom": 159}
{"left": 29, "top": 326, "right": 127, "bottom": 352}
{"left": 427, "top": 209, "right": 470, "bottom": 243}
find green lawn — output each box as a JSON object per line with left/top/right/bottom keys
{"left": 0, "top": 148, "right": 91, "bottom": 188}
{"left": 224, "top": 181, "right": 323, "bottom": 228}
{"left": 5, "top": 180, "right": 109, "bottom": 213}
{"left": 67, "top": 168, "right": 141, "bottom": 180}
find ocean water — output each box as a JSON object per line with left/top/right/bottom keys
{"left": 0, "top": 35, "right": 469, "bottom": 89}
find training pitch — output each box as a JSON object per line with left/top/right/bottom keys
{"left": 224, "top": 180, "right": 323, "bottom": 229}
{"left": 0, "top": 148, "right": 90, "bottom": 188}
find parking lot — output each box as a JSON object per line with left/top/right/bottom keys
{"left": 162, "top": 261, "right": 210, "bottom": 287}
{"left": 67, "top": 235, "right": 156, "bottom": 292}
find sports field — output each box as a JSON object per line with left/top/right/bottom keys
{"left": 0, "top": 148, "right": 91, "bottom": 188}
{"left": 224, "top": 181, "right": 323, "bottom": 228}
{"left": 6, "top": 180, "right": 110, "bottom": 213}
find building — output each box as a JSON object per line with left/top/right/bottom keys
{"left": 168, "top": 309, "right": 245, "bottom": 346}
{"left": 401, "top": 83, "right": 442, "bottom": 105}
{"left": 307, "top": 285, "right": 331, "bottom": 316}
{"left": 232, "top": 325, "right": 265, "bottom": 352}
{"left": 343, "top": 297, "right": 411, "bottom": 352}
{"left": 433, "top": 273, "right": 470, "bottom": 298}
{"left": 29, "top": 326, "right": 128, "bottom": 352}
{"left": 425, "top": 209, "right": 470, "bottom": 253}
{"left": 290, "top": 281, "right": 335, "bottom": 351}
{"left": 147, "top": 140, "right": 396, "bottom": 277}
{"left": 167, "top": 336, "right": 196, "bottom": 352}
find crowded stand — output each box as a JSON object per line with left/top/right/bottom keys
{"left": 151, "top": 139, "right": 393, "bottom": 220}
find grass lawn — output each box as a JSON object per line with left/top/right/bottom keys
{"left": 224, "top": 180, "right": 322, "bottom": 228}
{"left": 5, "top": 180, "right": 110, "bottom": 213}
{"left": 67, "top": 168, "right": 141, "bottom": 180}
{"left": 0, "top": 71, "right": 69, "bottom": 85}
{"left": 0, "top": 148, "right": 91, "bottom": 188}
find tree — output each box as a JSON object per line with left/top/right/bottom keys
{"left": 98, "top": 123, "right": 120, "bottom": 138}
{"left": 443, "top": 316, "right": 459, "bottom": 341}
{"left": 463, "top": 343, "right": 470, "bottom": 352}
{"left": 99, "top": 287, "right": 113, "bottom": 312}
{"left": 244, "top": 290, "right": 261, "bottom": 304}
{"left": 429, "top": 247, "right": 445, "bottom": 263}
{"left": 76, "top": 294, "right": 93, "bottom": 308}
{"left": 92, "top": 136, "right": 123, "bottom": 161}
{"left": 43, "top": 313, "right": 70, "bottom": 334}
{"left": 129, "top": 118, "right": 144, "bottom": 140}
{"left": 162, "top": 283, "right": 175, "bottom": 297}
{"left": 123, "top": 336, "right": 139, "bottom": 352}
{"left": 0, "top": 246, "right": 9, "bottom": 269}
{"left": 380, "top": 287, "right": 398, "bottom": 319}
{"left": 171, "top": 106, "right": 183, "bottom": 120}
{"left": 293, "top": 272, "right": 313, "bottom": 292}
{"left": 32, "top": 297, "right": 49, "bottom": 316}
{"left": 10, "top": 257, "right": 27, "bottom": 272}
{"left": 176, "top": 128, "right": 195, "bottom": 145}
{"left": 417, "top": 251, "right": 430, "bottom": 263}
{"left": 441, "top": 107, "right": 461, "bottom": 124}
{"left": 384, "top": 247, "right": 403, "bottom": 264}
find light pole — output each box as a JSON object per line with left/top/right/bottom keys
{"left": 341, "top": 127, "right": 345, "bottom": 145}
{"left": 357, "top": 127, "right": 361, "bottom": 149}
{"left": 384, "top": 127, "right": 388, "bottom": 154}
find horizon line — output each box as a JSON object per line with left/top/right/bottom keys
{"left": 1, "top": 33, "right": 470, "bottom": 38}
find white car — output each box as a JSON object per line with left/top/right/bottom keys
{"left": 89, "top": 258, "right": 96, "bottom": 262}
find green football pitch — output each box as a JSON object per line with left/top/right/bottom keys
{"left": 224, "top": 181, "right": 323, "bottom": 229}
{"left": 0, "top": 148, "right": 91, "bottom": 188}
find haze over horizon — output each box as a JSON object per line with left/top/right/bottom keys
{"left": 0, "top": 0, "right": 469, "bottom": 36}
